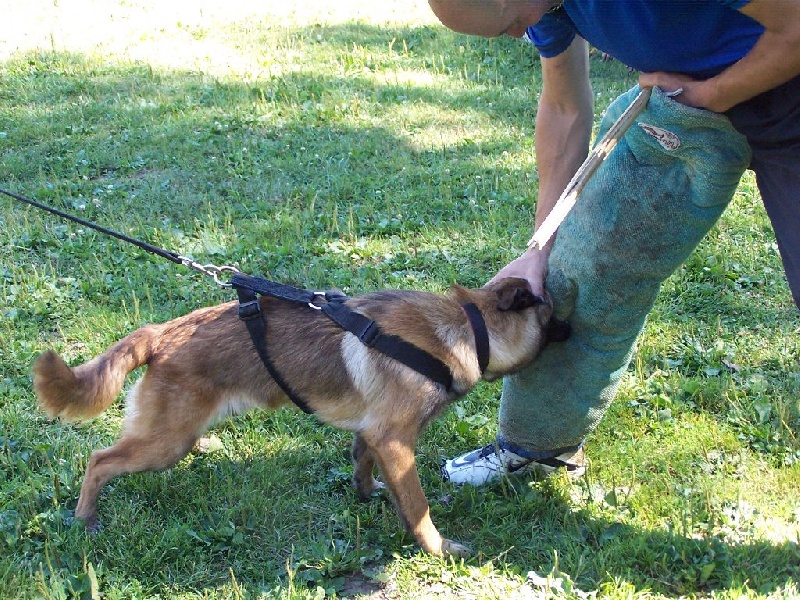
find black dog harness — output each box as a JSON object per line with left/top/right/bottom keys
{"left": 231, "top": 273, "right": 490, "bottom": 415}
{"left": 0, "top": 187, "right": 492, "bottom": 408}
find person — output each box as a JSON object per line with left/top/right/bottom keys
{"left": 426, "top": 0, "right": 800, "bottom": 485}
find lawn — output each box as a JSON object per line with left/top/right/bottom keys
{"left": 1, "top": 1, "right": 798, "bottom": 598}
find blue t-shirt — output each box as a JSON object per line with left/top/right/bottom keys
{"left": 527, "top": 0, "right": 764, "bottom": 78}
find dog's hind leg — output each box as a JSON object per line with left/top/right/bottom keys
{"left": 351, "top": 433, "right": 384, "bottom": 500}
{"left": 368, "top": 434, "right": 469, "bottom": 556}
{"left": 75, "top": 379, "right": 212, "bottom": 530}
{"left": 74, "top": 434, "right": 197, "bottom": 530}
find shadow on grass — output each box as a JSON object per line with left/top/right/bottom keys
{"left": 446, "top": 478, "right": 799, "bottom": 597}
{"left": 2, "top": 45, "right": 550, "bottom": 294}
{"left": 8, "top": 428, "right": 798, "bottom": 597}
{"left": 0, "top": 24, "right": 635, "bottom": 251}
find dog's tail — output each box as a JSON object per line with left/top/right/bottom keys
{"left": 33, "top": 325, "right": 160, "bottom": 421}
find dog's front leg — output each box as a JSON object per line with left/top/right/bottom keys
{"left": 351, "top": 434, "right": 385, "bottom": 499}
{"left": 368, "top": 435, "right": 469, "bottom": 556}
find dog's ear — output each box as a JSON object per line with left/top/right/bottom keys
{"left": 545, "top": 318, "right": 571, "bottom": 342}
{"left": 496, "top": 280, "right": 547, "bottom": 311}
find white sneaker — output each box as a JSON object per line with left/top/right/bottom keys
{"left": 442, "top": 438, "right": 586, "bottom": 486}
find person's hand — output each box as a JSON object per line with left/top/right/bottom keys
{"left": 489, "top": 247, "right": 549, "bottom": 297}
{"left": 638, "top": 72, "right": 729, "bottom": 112}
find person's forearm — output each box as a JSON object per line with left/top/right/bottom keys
{"left": 534, "top": 40, "right": 594, "bottom": 251}
{"left": 709, "top": 0, "right": 800, "bottom": 111}
{"left": 490, "top": 39, "right": 593, "bottom": 293}
{"left": 640, "top": 0, "right": 800, "bottom": 112}
{"left": 534, "top": 97, "right": 593, "bottom": 230}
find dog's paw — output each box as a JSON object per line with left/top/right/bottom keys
{"left": 354, "top": 477, "right": 386, "bottom": 501}
{"left": 86, "top": 522, "right": 103, "bottom": 534}
{"left": 441, "top": 539, "right": 471, "bottom": 557}
{"left": 75, "top": 515, "right": 103, "bottom": 533}
{"left": 193, "top": 435, "right": 224, "bottom": 454}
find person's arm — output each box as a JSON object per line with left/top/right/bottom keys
{"left": 639, "top": 0, "right": 800, "bottom": 112}
{"left": 492, "top": 36, "right": 593, "bottom": 295}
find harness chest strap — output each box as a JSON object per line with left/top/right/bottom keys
{"left": 235, "top": 285, "right": 315, "bottom": 414}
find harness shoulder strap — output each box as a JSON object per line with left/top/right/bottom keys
{"left": 320, "top": 301, "right": 454, "bottom": 390}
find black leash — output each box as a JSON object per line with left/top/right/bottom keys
{"left": 4, "top": 186, "right": 491, "bottom": 414}
{"left": 0, "top": 186, "right": 239, "bottom": 285}
{"left": 1, "top": 187, "right": 183, "bottom": 265}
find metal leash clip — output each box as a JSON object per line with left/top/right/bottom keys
{"left": 179, "top": 257, "right": 240, "bottom": 288}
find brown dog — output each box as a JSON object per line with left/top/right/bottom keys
{"left": 34, "top": 277, "right": 565, "bottom": 555}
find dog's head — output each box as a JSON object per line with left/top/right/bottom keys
{"left": 451, "top": 277, "right": 570, "bottom": 380}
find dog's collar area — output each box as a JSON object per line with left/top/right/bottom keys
{"left": 460, "top": 302, "right": 490, "bottom": 374}
{"left": 231, "top": 273, "right": 457, "bottom": 414}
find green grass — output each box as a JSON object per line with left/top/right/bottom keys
{"left": 1, "top": 2, "right": 798, "bottom": 598}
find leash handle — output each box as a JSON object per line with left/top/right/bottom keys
{"left": 527, "top": 86, "right": 653, "bottom": 250}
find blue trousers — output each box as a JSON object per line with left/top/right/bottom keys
{"left": 726, "top": 73, "right": 800, "bottom": 309}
